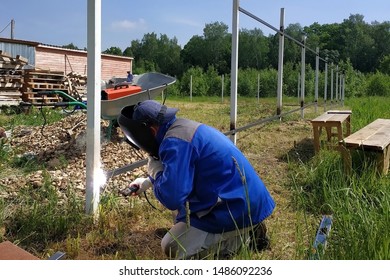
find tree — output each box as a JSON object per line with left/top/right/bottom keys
{"left": 123, "top": 47, "right": 133, "bottom": 57}
{"left": 61, "top": 43, "right": 79, "bottom": 50}
{"left": 128, "top": 32, "right": 182, "bottom": 76}
{"left": 238, "top": 28, "right": 269, "bottom": 69}
{"left": 341, "top": 14, "right": 375, "bottom": 72}
{"left": 202, "top": 22, "right": 231, "bottom": 74}
{"left": 102, "top": 47, "right": 122, "bottom": 56}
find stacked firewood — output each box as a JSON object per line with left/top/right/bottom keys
{"left": 0, "top": 51, "right": 26, "bottom": 106}
{"left": 64, "top": 71, "right": 87, "bottom": 101}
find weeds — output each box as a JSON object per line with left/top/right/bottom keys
{"left": 0, "top": 96, "right": 389, "bottom": 259}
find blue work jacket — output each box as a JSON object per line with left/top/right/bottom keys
{"left": 152, "top": 117, "right": 275, "bottom": 233}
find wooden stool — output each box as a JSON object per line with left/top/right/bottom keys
{"left": 311, "top": 111, "right": 352, "bottom": 153}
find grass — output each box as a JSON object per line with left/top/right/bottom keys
{"left": 0, "top": 96, "right": 389, "bottom": 259}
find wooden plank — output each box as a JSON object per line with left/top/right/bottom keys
{"left": 15, "top": 54, "right": 28, "bottom": 64}
{"left": 0, "top": 91, "right": 22, "bottom": 97}
{"left": 0, "top": 241, "right": 39, "bottom": 260}
{"left": 343, "top": 119, "right": 390, "bottom": 150}
{"left": 311, "top": 113, "right": 349, "bottom": 123}
{"left": 327, "top": 110, "right": 352, "bottom": 114}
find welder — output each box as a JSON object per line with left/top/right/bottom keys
{"left": 117, "top": 100, "right": 275, "bottom": 259}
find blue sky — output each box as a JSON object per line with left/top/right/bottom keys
{"left": 0, "top": 0, "right": 389, "bottom": 51}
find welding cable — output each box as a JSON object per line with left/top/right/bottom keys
{"left": 142, "top": 191, "right": 162, "bottom": 212}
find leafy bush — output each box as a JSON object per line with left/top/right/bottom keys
{"left": 366, "top": 72, "right": 390, "bottom": 97}
{"left": 180, "top": 66, "right": 209, "bottom": 96}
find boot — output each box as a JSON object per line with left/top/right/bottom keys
{"left": 249, "top": 222, "right": 270, "bottom": 251}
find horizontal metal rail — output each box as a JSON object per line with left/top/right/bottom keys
{"left": 239, "top": 7, "right": 328, "bottom": 63}
{"left": 106, "top": 101, "right": 318, "bottom": 178}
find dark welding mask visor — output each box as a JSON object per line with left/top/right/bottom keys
{"left": 117, "top": 105, "right": 159, "bottom": 158}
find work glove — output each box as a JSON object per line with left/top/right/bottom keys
{"left": 121, "top": 177, "right": 153, "bottom": 196}
{"left": 147, "top": 156, "right": 164, "bottom": 180}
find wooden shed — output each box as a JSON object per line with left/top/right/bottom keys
{"left": 0, "top": 37, "right": 133, "bottom": 105}
{"left": 0, "top": 37, "right": 133, "bottom": 81}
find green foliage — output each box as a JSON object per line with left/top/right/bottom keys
{"left": 205, "top": 66, "right": 223, "bottom": 96}
{"left": 290, "top": 97, "right": 390, "bottom": 259}
{"left": 366, "top": 72, "right": 390, "bottom": 97}
{"left": 102, "top": 47, "right": 123, "bottom": 56}
{"left": 292, "top": 149, "right": 390, "bottom": 259}
{"left": 61, "top": 43, "right": 80, "bottom": 50}
{"left": 338, "top": 59, "right": 367, "bottom": 98}
{"left": 238, "top": 68, "right": 260, "bottom": 97}
{"left": 379, "top": 55, "right": 390, "bottom": 74}
{"left": 258, "top": 68, "right": 278, "bottom": 97}
{"left": 5, "top": 181, "right": 88, "bottom": 251}
{"left": 180, "top": 66, "right": 209, "bottom": 96}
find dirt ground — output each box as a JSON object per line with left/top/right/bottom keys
{"left": 0, "top": 107, "right": 320, "bottom": 260}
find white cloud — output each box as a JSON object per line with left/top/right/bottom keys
{"left": 166, "top": 17, "right": 202, "bottom": 28}
{"left": 110, "top": 18, "right": 147, "bottom": 31}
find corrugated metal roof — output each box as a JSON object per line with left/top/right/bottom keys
{"left": 0, "top": 37, "right": 133, "bottom": 60}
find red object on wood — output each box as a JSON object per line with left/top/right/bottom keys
{"left": 102, "top": 84, "right": 142, "bottom": 100}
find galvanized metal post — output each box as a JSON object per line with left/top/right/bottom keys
{"left": 342, "top": 73, "right": 346, "bottom": 106}
{"left": 315, "top": 47, "right": 319, "bottom": 114}
{"left": 297, "top": 72, "right": 300, "bottom": 101}
{"left": 324, "top": 58, "right": 328, "bottom": 111}
{"left": 230, "top": 0, "right": 239, "bottom": 144}
{"left": 335, "top": 65, "right": 339, "bottom": 103}
{"left": 257, "top": 73, "right": 260, "bottom": 103}
{"left": 339, "top": 72, "right": 343, "bottom": 103}
{"left": 85, "top": 0, "right": 102, "bottom": 215}
{"left": 221, "top": 74, "right": 224, "bottom": 103}
{"left": 11, "top": 19, "right": 15, "bottom": 39}
{"left": 330, "top": 63, "right": 334, "bottom": 105}
{"left": 300, "top": 35, "right": 306, "bottom": 119}
{"left": 276, "top": 8, "right": 285, "bottom": 117}
{"left": 190, "top": 75, "right": 193, "bottom": 102}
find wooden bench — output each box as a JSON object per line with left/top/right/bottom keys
{"left": 311, "top": 110, "right": 352, "bottom": 153}
{"left": 339, "top": 118, "right": 390, "bottom": 175}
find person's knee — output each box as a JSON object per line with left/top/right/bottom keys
{"left": 161, "top": 232, "right": 178, "bottom": 258}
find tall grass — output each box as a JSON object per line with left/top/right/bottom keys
{"left": 0, "top": 96, "right": 389, "bottom": 259}
{"left": 292, "top": 151, "right": 389, "bottom": 259}
{"left": 290, "top": 96, "right": 390, "bottom": 259}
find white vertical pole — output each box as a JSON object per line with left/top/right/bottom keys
{"left": 330, "top": 63, "right": 334, "bottom": 105}
{"left": 190, "top": 75, "right": 193, "bottom": 102}
{"left": 335, "top": 65, "right": 339, "bottom": 103}
{"left": 314, "top": 47, "right": 319, "bottom": 114}
{"left": 257, "top": 73, "right": 260, "bottom": 103}
{"left": 276, "top": 8, "right": 285, "bottom": 117}
{"left": 86, "top": 0, "right": 101, "bottom": 215}
{"left": 339, "top": 72, "right": 343, "bottom": 103}
{"left": 342, "top": 73, "right": 346, "bottom": 106}
{"left": 221, "top": 74, "right": 224, "bottom": 103}
{"left": 297, "top": 72, "right": 300, "bottom": 101}
{"left": 230, "top": 0, "right": 239, "bottom": 144}
{"left": 300, "top": 35, "right": 306, "bottom": 119}
{"left": 324, "top": 59, "right": 328, "bottom": 111}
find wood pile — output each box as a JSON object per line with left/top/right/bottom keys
{"left": 0, "top": 51, "right": 88, "bottom": 106}
{"left": 0, "top": 51, "right": 27, "bottom": 106}
{"left": 64, "top": 71, "right": 87, "bottom": 101}
{"left": 21, "top": 69, "right": 67, "bottom": 105}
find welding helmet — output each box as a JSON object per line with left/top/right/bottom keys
{"left": 117, "top": 100, "right": 178, "bottom": 158}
